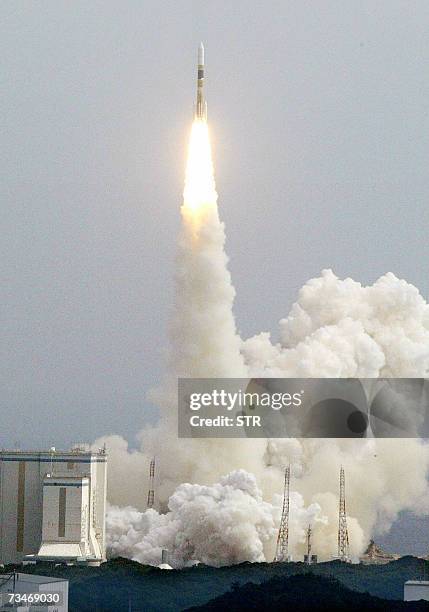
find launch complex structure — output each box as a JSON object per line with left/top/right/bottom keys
{"left": 146, "top": 458, "right": 155, "bottom": 509}
{"left": 273, "top": 465, "right": 351, "bottom": 563}
{"left": 145, "top": 458, "right": 351, "bottom": 564}
{"left": 274, "top": 466, "right": 291, "bottom": 562}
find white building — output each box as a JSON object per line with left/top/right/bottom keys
{"left": 404, "top": 580, "right": 429, "bottom": 602}
{"left": 0, "top": 572, "right": 68, "bottom": 611}
{"left": 0, "top": 447, "right": 107, "bottom": 566}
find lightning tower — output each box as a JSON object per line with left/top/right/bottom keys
{"left": 274, "top": 465, "right": 290, "bottom": 562}
{"left": 338, "top": 465, "right": 350, "bottom": 561}
{"left": 305, "top": 525, "right": 312, "bottom": 563}
{"left": 147, "top": 457, "right": 155, "bottom": 509}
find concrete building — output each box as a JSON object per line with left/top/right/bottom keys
{"left": 404, "top": 580, "right": 429, "bottom": 602}
{"left": 0, "top": 572, "right": 68, "bottom": 611}
{"left": 0, "top": 447, "right": 107, "bottom": 566}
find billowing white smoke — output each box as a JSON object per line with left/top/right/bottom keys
{"left": 171, "top": 203, "right": 247, "bottom": 379}
{"left": 94, "top": 122, "right": 429, "bottom": 567}
{"left": 107, "top": 470, "right": 275, "bottom": 567}
{"left": 171, "top": 120, "right": 246, "bottom": 380}
{"left": 98, "top": 263, "right": 429, "bottom": 565}
{"left": 243, "top": 269, "right": 429, "bottom": 378}
{"left": 106, "top": 469, "right": 327, "bottom": 567}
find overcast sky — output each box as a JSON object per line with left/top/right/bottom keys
{"left": 1, "top": 1, "right": 428, "bottom": 451}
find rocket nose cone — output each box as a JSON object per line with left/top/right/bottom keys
{"left": 198, "top": 42, "right": 204, "bottom": 65}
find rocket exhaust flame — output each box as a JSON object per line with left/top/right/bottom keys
{"left": 183, "top": 120, "right": 217, "bottom": 218}
{"left": 184, "top": 43, "right": 214, "bottom": 227}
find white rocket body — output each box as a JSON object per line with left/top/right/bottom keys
{"left": 195, "top": 42, "right": 207, "bottom": 121}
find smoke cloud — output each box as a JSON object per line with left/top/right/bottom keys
{"left": 94, "top": 122, "right": 429, "bottom": 567}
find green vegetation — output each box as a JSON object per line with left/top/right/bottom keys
{"left": 0, "top": 556, "right": 427, "bottom": 611}
{"left": 187, "top": 573, "right": 428, "bottom": 611}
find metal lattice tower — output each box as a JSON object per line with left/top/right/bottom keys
{"left": 274, "top": 465, "right": 290, "bottom": 562}
{"left": 147, "top": 458, "right": 155, "bottom": 509}
{"left": 338, "top": 465, "right": 350, "bottom": 561}
{"left": 306, "top": 524, "right": 312, "bottom": 560}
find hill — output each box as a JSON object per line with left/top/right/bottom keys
{"left": 186, "top": 573, "right": 428, "bottom": 611}
{"left": 0, "top": 556, "right": 426, "bottom": 611}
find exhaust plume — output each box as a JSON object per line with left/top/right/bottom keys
{"left": 95, "top": 120, "right": 429, "bottom": 567}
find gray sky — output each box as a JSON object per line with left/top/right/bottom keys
{"left": 1, "top": 0, "right": 428, "bottom": 452}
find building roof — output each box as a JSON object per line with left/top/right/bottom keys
{"left": 0, "top": 449, "right": 107, "bottom": 463}
{"left": 0, "top": 448, "right": 106, "bottom": 457}
{"left": 15, "top": 573, "right": 66, "bottom": 584}
{"left": 36, "top": 542, "right": 87, "bottom": 559}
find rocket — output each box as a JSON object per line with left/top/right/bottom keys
{"left": 195, "top": 42, "right": 207, "bottom": 121}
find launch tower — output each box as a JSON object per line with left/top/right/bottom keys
{"left": 273, "top": 465, "right": 290, "bottom": 562}
{"left": 147, "top": 458, "right": 155, "bottom": 509}
{"left": 337, "top": 465, "right": 350, "bottom": 562}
